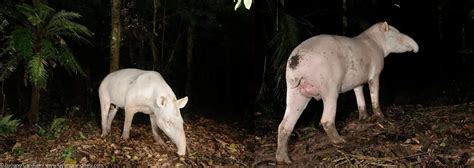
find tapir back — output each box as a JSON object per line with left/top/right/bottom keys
{"left": 125, "top": 71, "right": 175, "bottom": 108}
{"left": 98, "top": 69, "right": 147, "bottom": 108}
{"left": 287, "top": 34, "right": 381, "bottom": 94}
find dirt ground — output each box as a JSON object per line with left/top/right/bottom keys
{"left": 0, "top": 102, "right": 473, "bottom": 166}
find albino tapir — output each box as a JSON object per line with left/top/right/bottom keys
{"left": 276, "top": 22, "right": 419, "bottom": 163}
{"left": 99, "top": 68, "right": 188, "bottom": 155}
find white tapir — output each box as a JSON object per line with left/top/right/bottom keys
{"left": 99, "top": 68, "right": 188, "bottom": 155}
{"left": 276, "top": 22, "right": 419, "bottom": 163}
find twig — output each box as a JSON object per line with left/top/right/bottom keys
{"left": 336, "top": 149, "right": 357, "bottom": 168}
{"left": 394, "top": 152, "right": 429, "bottom": 161}
{"left": 251, "top": 155, "right": 275, "bottom": 167}
{"left": 337, "top": 149, "right": 430, "bottom": 166}
{"left": 369, "top": 162, "right": 397, "bottom": 167}
{"left": 334, "top": 159, "right": 350, "bottom": 167}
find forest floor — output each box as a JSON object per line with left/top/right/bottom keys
{"left": 0, "top": 102, "right": 473, "bottom": 167}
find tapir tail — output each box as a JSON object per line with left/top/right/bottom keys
{"left": 289, "top": 77, "right": 303, "bottom": 89}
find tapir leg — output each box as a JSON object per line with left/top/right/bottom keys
{"left": 100, "top": 100, "right": 111, "bottom": 137}
{"left": 106, "top": 105, "right": 118, "bottom": 133}
{"left": 320, "top": 91, "right": 346, "bottom": 144}
{"left": 354, "top": 86, "right": 368, "bottom": 120}
{"left": 368, "top": 76, "right": 384, "bottom": 118}
{"left": 149, "top": 113, "right": 165, "bottom": 144}
{"left": 276, "top": 89, "right": 311, "bottom": 164}
{"left": 122, "top": 106, "right": 138, "bottom": 140}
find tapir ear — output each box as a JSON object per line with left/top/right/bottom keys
{"left": 156, "top": 96, "right": 167, "bottom": 108}
{"left": 381, "top": 21, "right": 389, "bottom": 32}
{"left": 177, "top": 96, "right": 188, "bottom": 109}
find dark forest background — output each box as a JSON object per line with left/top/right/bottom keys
{"left": 0, "top": 0, "right": 472, "bottom": 126}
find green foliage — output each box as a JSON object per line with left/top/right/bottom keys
{"left": 264, "top": 14, "right": 304, "bottom": 99}
{"left": 47, "top": 10, "right": 93, "bottom": 44}
{"left": 60, "top": 145, "right": 77, "bottom": 164}
{"left": 28, "top": 54, "right": 47, "bottom": 86}
{"left": 74, "top": 131, "right": 86, "bottom": 140}
{"left": 0, "top": 115, "right": 21, "bottom": 134}
{"left": 56, "top": 46, "right": 85, "bottom": 75}
{"left": 233, "top": 0, "right": 252, "bottom": 10}
{"left": 111, "top": 154, "right": 116, "bottom": 163}
{"left": 0, "top": 13, "right": 18, "bottom": 81}
{"left": 5, "top": 3, "right": 92, "bottom": 88}
{"left": 37, "top": 117, "right": 67, "bottom": 139}
{"left": 12, "top": 148, "right": 25, "bottom": 156}
{"left": 10, "top": 27, "right": 33, "bottom": 59}
{"left": 16, "top": 3, "right": 54, "bottom": 26}
{"left": 258, "top": 4, "right": 314, "bottom": 113}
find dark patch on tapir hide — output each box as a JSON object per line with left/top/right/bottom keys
{"left": 288, "top": 54, "right": 301, "bottom": 70}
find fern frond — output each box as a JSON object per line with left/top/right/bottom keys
{"left": 47, "top": 10, "right": 81, "bottom": 28}
{"left": 0, "top": 115, "right": 21, "bottom": 134}
{"left": 15, "top": 4, "right": 41, "bottom": 26}
{"left": 38, "top": 39, "right": 57, "bottom": 59}
{"left": 35, "top": 4, "right": 54, "bottom": 24}
{"left": 56, "top": 46, "right": 85, "bottom": 76}
{"left": 9, "top": 27, "right": 33, "bottom": 59}
{"left": 28, "top": 54, "right": 48, "bottom": 87}
{"left": 47, "top": 11, "right": 93, "bottom": 44}
{"left": 261, "top": 13, "right": 313, "bottom": 102}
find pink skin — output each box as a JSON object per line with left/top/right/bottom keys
{"left": 276, "top": 22, "right": 419, "bottom": 164}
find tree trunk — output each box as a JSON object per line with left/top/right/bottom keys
{"left": 185, "top": 25, "right": 193, "bottom": 100}
{"left": 152, "top": 0, "right": 160, "bottom": 70}
{"left": 150, "top": 36, "right": 159, "bottom": 70}
{"left": 27, "top": 85, "right": 40, "bottom": 125}
{"left": 28, "top": 0, "right": 41, "bottom": 124}
{"left": 110, "top": 0, "right": 121, "bottom": 72}
{"left": 32, "top": 0, "right": 40, "bottom": 6}
{"left": 342, "top": 0, "right": 347, "bottom": 35}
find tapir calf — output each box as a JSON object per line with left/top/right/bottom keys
{"left": 276, "top": 22, "right": 419, "bottom": 163}
{"left": 99, "top": 68, "right": 188, "bottom": 155}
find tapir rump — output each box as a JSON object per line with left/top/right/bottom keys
{"left": 276, "top": 22, "right": 419, "bottom": 164}
{"left": 99, "top": 68, "right": 188, "bottom": 156}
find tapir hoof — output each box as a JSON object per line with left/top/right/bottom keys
{"left": 359, "top": 114, "right": 369, "bottom": 121}
{"left": 369, "top": 114, "right": 385, "bottom": 122}
{"left": 276, "top": 154, "right": 292, "bottom": 164}
{"left": 101, "top": 131, "right": 108, "bottom": 137}
{"left": 121, "top": 134, "right": 130, "bottom": 140}
{"left": 330, "top": 136, "right": 346, "bottom": 144}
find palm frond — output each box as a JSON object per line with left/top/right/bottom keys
{"left": 38, "top": 39, "right": 57, "bottom": 59}
{"left": 47, "top": 10, "right": 81, "bottom": 27}
{"left": 35, "top": 4, "right": 55, "bottom": 24}
{"left": 269, "top": 14, "right": 304, "bottom": 67}
{"left": 262, "top": 13, "right": 305, "bottom": 100}
{"left": 15, "top": 4, "right": 41, "bottom": 26}
{"left": 9, "top": 27, "right": 33, "bottom": 59}
{"left": 28, "top": 54, "right": 48, "bottom": 87}
{"left": 55, "top": 45, "right": 85, "bottom": 76}
{"left": 47, "top": 11, "right": 93, "bottom": 44}
{"left": 0, "top": 3, "right": 20, "bottom": 23}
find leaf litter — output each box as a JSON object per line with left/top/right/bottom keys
{"left": 0, "top": 102, "right": 472, "bottom": 166}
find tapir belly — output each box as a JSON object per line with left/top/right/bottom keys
{"left": 290, "top": 54, "right": 373, "bottom": 96}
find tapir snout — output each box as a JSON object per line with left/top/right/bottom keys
{"left": 405, "top": 35, "right": 419, "bottom": 53}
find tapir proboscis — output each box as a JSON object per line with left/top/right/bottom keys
{"left": 276, "top": 22, "right": 419, "bottom": 164}
{"left": 99, "top": 68, "right": 188, "bottom": 156}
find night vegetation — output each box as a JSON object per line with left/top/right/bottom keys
{"left": 0, "top": 0, "right": 472, "bottom": 166}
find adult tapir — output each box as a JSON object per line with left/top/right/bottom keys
{"left": 276, "top": 22, "right": 419, "bottom": 163}
{"left": 99, "top": 68, "right": 188, "bottom": 156}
